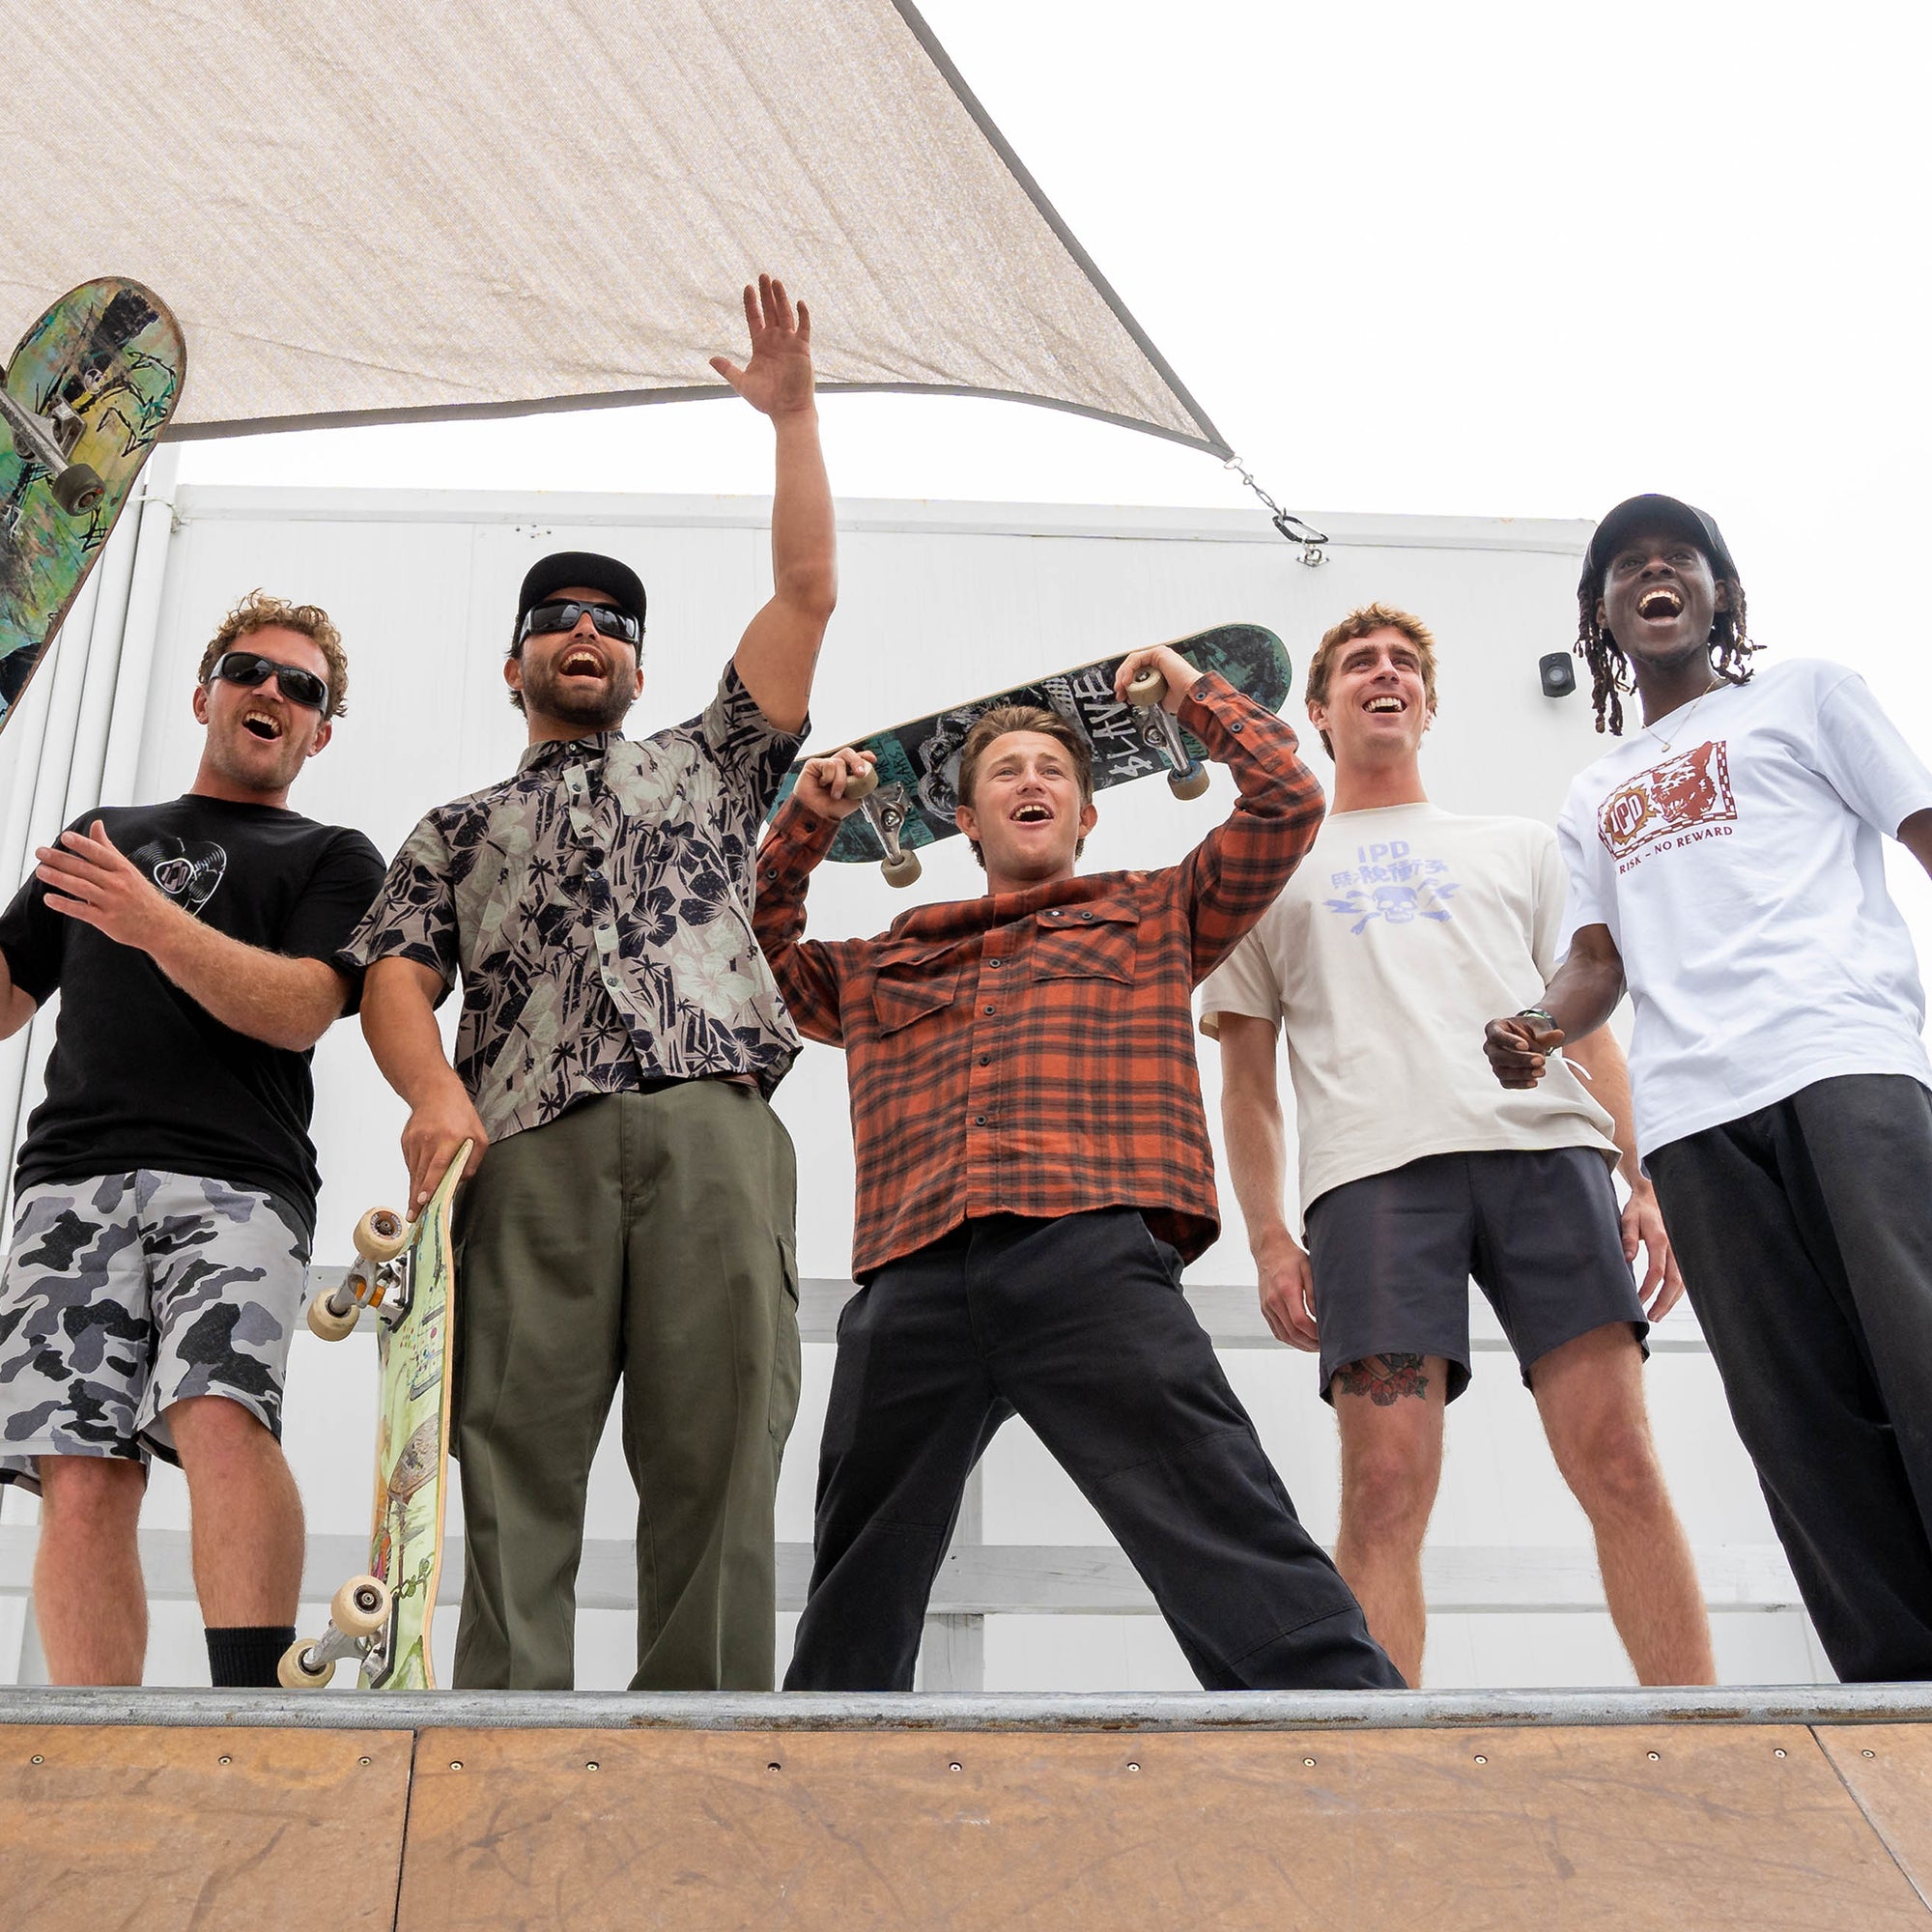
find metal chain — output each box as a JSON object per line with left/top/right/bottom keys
{"left": 1224, "top": 455, "right": 1328, "bottom": 565}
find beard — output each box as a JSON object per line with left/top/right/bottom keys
{"left": 521, "top": 656, "right": 637, "bottom": 732}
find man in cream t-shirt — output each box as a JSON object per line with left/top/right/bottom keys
{"left": 1203, "top": 603, "right": 1713, "bottom": 1690}
{"left": 1489, "top": 494, "right": 1932, "bottom": 1683}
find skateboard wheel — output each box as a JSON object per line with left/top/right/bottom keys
{"left": 354, "top": 1208, "right": 409, "bottom": 1264}
{"left": 49, "top": 463, "right": 103, "bottom": 517}
{"left": 1168, "top": 764, "right": 1211, "bottom": 802}
{"left": 882, "top": 848, "right": 923, "bottom": 889}
{"left": 842, "top": 761, "right": 879, "bottom": 801}
{"left": 306, "top": 1289, "right": 360, "bottom": 1343}
{"left": 332, "top": 1575, "right": 392, "bottom": 1639}
{"left": 278, "top": 1637, "right": 334, "bottom": 1690}
{"left": 1125, "top": 667, "right": 1166, "bottom": 707}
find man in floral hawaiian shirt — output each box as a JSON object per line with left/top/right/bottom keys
{"left": 343, "top": 277, "right": 834, "bottom": 1690}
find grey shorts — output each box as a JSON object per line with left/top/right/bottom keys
{"left": 1303, "top": 1147, "right": 1648, "bottom": 1405}
{"left": 0, "top": 1171, "right": 310, "bottom": 1491}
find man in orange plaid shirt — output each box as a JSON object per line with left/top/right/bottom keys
{"left": 754, "top": 642, "right": 1400, "bottom": 1690}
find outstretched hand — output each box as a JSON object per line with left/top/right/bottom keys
{"left": 710, "top": 275, "right": 815, "bottom": 418}
{"left": 36, "top": 821, "right": 183, "bottom": 955}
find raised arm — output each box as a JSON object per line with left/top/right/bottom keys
{"left": 35, "top": 821, "right": 347, "bottom": 1050}
{"left": 1112, "top": 647, "right": 1324, "bottom": 980}
{"left": 752, "top": 750, "right": 875, "bottom": 1044}
{"left": 1216, "top": 1011, "right": 1320, "bottom": 1350}
{"left": 712, "top": 276, "right": 836, "bottom": 733}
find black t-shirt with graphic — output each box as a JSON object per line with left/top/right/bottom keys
{"left": 0, "top": 795, "right": 386, "bottom": 1237}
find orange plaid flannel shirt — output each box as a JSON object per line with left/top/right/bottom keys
{"left": 753, "top": 673, "right": 1325, "bottom": 1278}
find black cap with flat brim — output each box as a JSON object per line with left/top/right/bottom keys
{"left": 1579, "top": 495, "right": 1740, "bottom": 606}
{"left": 517, "top": 551, "right": 647, "bottom": 629}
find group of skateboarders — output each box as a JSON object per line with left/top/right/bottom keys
{"left": 2, "top": 277, "right": 1930, "bottom": 1695}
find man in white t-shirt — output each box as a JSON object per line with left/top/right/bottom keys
{"left": 1202, "top": 603, "right": 1714, "bottom": 1689}
{"left": 1487, "top": 495, "right": 1932, "bottom": 1683}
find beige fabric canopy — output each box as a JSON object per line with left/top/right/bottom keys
{"left": 0, "top": 0, "right": 1225, "bottom": 453}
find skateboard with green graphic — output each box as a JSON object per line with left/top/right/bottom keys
{"left": 282, "top": 1142, "right": 470, "bottom": 1691}
{"left": 770, "top": 623, "right": 1293, "bottom": 886}
{"left": 0, "top": 280, "right": 185, "bottom": 730}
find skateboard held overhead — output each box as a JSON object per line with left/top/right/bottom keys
{"left": 0, "top": 280, "right": 185, "bottom": 732}
{"left": 771, "top": 623, "right": 1293, "bottom": 886}
{"left": 281, "top": 1141, "right": 470, "bottom": 1691}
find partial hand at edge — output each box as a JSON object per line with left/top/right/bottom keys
{"left": 1256, "top": 1233, "right": 1320, "bottom": 1351}
{"left": 1622, "top": 1181, "right": 1686, "bottom": 1321}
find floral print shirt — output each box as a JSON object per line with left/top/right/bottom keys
{"left": 341, "top": 668, "right": 806, "bottom": 1143}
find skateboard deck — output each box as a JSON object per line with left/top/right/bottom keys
{"left": 0, "top": 280, "right": 185, "bottom": 731}
{"left": 283, "top": 1143, "right": 469, "bottom": 1692}
{"left": 771, "top": 623, "right": 1293, "bottom": 881}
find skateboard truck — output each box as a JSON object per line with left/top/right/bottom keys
{"left": 305, "top": 1207, "right": 412, "bottom": 1342}
{"left": 1124, "top": 667, "right": 1210, "bottom": 801}
{"left": 0, "top": 381, "right": 103, "bottom": 517}
{"left": 847, "top": 766, "right": 923, "bottom": 888}
{"left": 278, "top": 1574, "right": 394, "bottom": 1690}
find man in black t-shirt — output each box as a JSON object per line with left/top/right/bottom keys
{"left": 0, "top": 591, "right": 384, "bottom": 1687}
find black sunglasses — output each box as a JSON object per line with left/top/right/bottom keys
{"left": 210, "top": 651, "right": 330, "bottom": 712}
{"left": 518, "top": 600, "right": 642, "bottom": 648}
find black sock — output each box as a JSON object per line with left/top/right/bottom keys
{"left": 206, "top": 1624, "right": 298, "bottom": 1688}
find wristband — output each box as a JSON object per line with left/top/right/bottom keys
{"left": 1516, "top": 1007, "right": 1559, "bottom": 1033}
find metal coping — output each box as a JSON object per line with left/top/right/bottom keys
{"left": 2, "top": 1684, "right": 1928, "bottom": 1734}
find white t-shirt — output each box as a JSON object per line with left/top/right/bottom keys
{"left": 1198, "top": 803, "right": 1618, "bottom": 1218}
{"left": 1559, "top": 658, "right": 1932, "bottom": 1156}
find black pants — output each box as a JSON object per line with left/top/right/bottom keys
{"left": 785, "top": 1209, "right": 1399, "bottom": 1691}
{"left": 1648, "top": 1074, "right": 1932, "bottom": 1682}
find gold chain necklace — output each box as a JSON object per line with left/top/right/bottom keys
{"left": 1647, "top": 675, "right": 1723, "bottom": 755}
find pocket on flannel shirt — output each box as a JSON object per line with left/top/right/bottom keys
{"left": 1031, "top": 900, "right": 1140, "bottom": 983}
{"left": 872, "top": 964, "right": 960, "bottom": 1033}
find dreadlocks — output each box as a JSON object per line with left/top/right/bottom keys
{"left": 1575, "top": 579, "right": 1759, "bottom": 735}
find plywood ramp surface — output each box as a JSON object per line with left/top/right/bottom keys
{"left": 1817, "top": 1724, "right": 1932, "bottom": 1910}
{"left": 0, "top": 1724, "right": 412, "bottom": 1932}
{"left": 395, "top": 1723, "right": 1931, "bottom": 1931}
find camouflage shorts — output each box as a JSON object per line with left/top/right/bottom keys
{"left": 0, "top": 1171, "right": 310, "bottom": 1491}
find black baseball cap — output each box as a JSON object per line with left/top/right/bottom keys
{"left": 1578, "top": 495, "right": 1740, "bottom": 605}
{"left": 517, "top": 551, "right": 647, "bottom": 629}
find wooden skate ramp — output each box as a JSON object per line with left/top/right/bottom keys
{"left": 394, "top": 1721, "right": 1932, "bottom": 1930}
{"left": 0, "top": 1723, "right": 412, "bottom": 1931}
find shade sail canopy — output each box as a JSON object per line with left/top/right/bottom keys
{"left": 0, "top": 1, "right": 1225, "bottom": 454}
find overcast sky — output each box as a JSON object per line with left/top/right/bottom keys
{"left": 182, "top": 0, "right": 1931, "bottom": 720}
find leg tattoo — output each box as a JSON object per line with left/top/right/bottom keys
{"left": 1334, "top": 1353, "right": 1431, "bottom": 1406}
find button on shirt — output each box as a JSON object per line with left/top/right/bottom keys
{"left": 753, "top": 675, "right": 1325, "bottom": 1277}
{"left": 342, "top": 668, "right": 806, "bottom": 1143}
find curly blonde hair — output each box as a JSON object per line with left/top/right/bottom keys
{"left": 196, "top": 590, "right": 349, "bottom": 719}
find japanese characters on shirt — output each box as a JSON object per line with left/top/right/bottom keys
{"left": 1199, "top": 804, "right": 1617, "bottom": 1222}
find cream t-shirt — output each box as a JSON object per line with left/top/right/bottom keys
{"left": 1199, "top": 803, "right": 1618, "bottom": 1218}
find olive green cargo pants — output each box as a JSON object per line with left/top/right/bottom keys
{"left": 448, "top": 1082, "right": 800, "bottom": 1690}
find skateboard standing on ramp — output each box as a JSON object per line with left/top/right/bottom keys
{"left": 281, "top": 1142, "right": 471, "bottom": 1690}
{"left": 0, "top": 279, "right": 185, "bottom": 728}
{"left": 769, "top": 623, "right": 1293, "bottom": 887}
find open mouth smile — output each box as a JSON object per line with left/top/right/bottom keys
{"left": 242, "top": 707, "right": 285, "bottom": 743}
{"left": 1010, "top": 803, "right": 1053, "bottom": 824}
{"left": 1364, "top": 695, "right": 1406, "bottom": 714}
{"left": 1636, "top": 585, "right": 1685, "bottom": 621}
{"left": 558, "top": 646, "right": 607, "bottom": 678}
